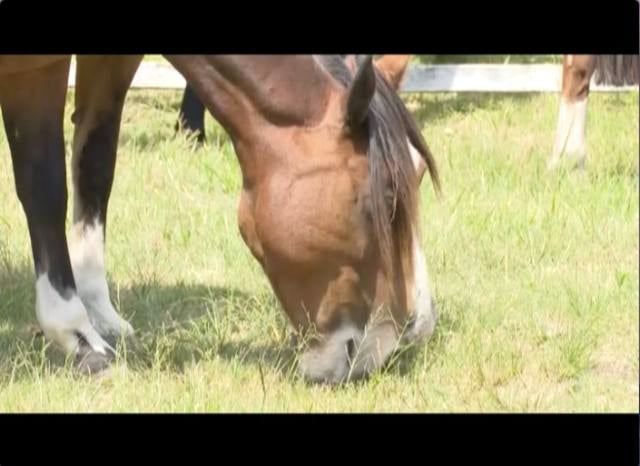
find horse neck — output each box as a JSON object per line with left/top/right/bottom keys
{"left": 165, "top": 55, "right": 334, "bottom": 143}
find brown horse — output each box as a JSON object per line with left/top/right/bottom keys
{"left": 549, "top": 54, "right": 639, "bottom": 170}
{"left": 0, "top": 55, "right": 440, "bottom": 384}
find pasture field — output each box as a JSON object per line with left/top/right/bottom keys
{"left": 0, "top": 87, "right": 637, "bottom": 412}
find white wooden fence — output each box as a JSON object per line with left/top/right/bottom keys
{"left": 67, "top": 61, "right": 639, "bottom": 93}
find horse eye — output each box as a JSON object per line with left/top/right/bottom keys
{"left": 345, "top": 338, "right": 357, "bottom": 361}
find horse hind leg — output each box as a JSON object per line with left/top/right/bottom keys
{"left": 0, "top": 57, "right": 114, "bottom": 373}
{"left": 549, "top": 96, "right": 588, "bottom": 171}
{"left": 69, "top": 55, "right": 142, "bottom": 347}
{"left": 549, "top": 55, "right": 593, "bottom": 171}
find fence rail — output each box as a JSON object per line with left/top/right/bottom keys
{"left": 67, "top": 62, "right": 639, "bottom": 93}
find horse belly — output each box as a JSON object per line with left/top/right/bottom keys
{"left": 0, "top": 55, "right": 69, "bottom": 76}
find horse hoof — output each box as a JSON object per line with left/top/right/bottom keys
{"left": 75, "top": 348, "right": 114, "bottom": 376}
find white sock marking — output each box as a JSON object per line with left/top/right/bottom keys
{"left": 550, "top": 97, "right": 588, "bottom": 169}
{"left": 69, "top": 219, "right": 133, "bottom": 338}
{"left": 35, "top": 274, "right": 113, "bottom": 355}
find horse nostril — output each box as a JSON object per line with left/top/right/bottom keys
{"left": 405, "top": 315, "right": 416, "bottom": 330}
{"left": 346, "top": 338, "right": 357, "bottom": 361}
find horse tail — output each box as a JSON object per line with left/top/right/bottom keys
{"left": 593, "top": 55, "right": 640, "bottom": 86}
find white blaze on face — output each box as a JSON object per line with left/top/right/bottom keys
{"left": 408, "top": 138, "right": 427, "bottom": 180}
{"left": 35, "top": 274, "right": 113, "bottom": 355}
{"left": 549, "top": 97, "right": 588, "bottom": 169}
{"left": 402, "top": 227, "right": 437, "bottom": 344}
{"left": 69, "top": 219, "right": 134, "bottom": 338}
{"left": 404, "top": 138, "right": 437, "bottom": 343}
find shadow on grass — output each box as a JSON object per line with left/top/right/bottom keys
{"left": 0, "top": 260, "right": 448, "bottom": 387}
{"left": 0, "top": 260, "right": 301, "bottom": 383}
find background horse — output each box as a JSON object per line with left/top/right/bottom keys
{"left": 549, "top": 54, "right": 639, "bottom": 170}
{"left": 0, "top": 54, "right": 439, "bottom": 384}
{"left": 176, "top": 84, "right": 206, "bottom": 144}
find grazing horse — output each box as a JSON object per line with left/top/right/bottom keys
{"left": 549, "top": 54, "right": 639, "bottom": 170}
{"left": 0, "top": 54, "right": 440, "bottom": 384}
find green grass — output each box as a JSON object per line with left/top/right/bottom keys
{"left": 0, "top": 88, "right": 637, "bottom": 412}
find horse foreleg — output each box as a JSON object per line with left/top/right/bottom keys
{"left": 69, "top": 55, "right": 142, "bottom": 347}
{"left": 549, "top": 55, "right": 594, "bottom": 171}
{"left": 0, "top": 57, "right": 114, "bottom": 373}
{"left": 549, "top": 96, "right": 589, "bottom": 171}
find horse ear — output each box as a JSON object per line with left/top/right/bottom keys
{"left": 346, "top": 55, "right": 376, "bottom": 129}
{"left": 375, "top": 55, "right": 411, "bottom": 90}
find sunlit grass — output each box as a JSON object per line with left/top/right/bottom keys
{"left": 0, "top": 87, "right": 637, "bottom": 412}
